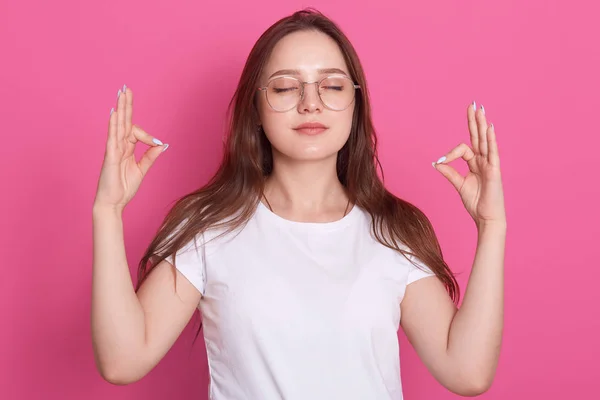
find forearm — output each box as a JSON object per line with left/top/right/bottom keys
{"left": 91, "top": 205, "right": 147, "bottom": 376}
{"left": 446, "top": 222, "right": 506, "bottom": 386}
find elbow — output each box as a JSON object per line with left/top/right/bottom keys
{"left": 98, "top": 367, "right": 140, "bottom": 386}
{"left": 94, "top": 356, "right": 145, "bottom": 386}
{"left": 455, "top": 381, "right": 492, "bottom": 397}
{"left": 441, "top": 361, "right": 495, "bottom": 397}
{"left": 451, "top": 372, "right": 494, "bottom": 397}
{"left": 92, "top": 340, "right": 151, "bottom": 385}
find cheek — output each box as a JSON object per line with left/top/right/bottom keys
{"left": 330, "top": 107, "right": 355, "bottom": 144}
{"left": 262, "top": 114, "right": 292, "bottom": 136}
{"left": 339, "top": 108, "right": 355, "bottom": 134}
{"left": 258, "top": 96, "right": 288, "bottom": 128}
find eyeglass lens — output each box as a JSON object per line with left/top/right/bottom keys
{"left": 266, "top": 77, "right": 356, "bottom": 111}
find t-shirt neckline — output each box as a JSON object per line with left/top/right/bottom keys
{"left": 257, "top": 200, "right": 360, "bottom": 232}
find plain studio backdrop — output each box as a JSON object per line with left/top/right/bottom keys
{"left": 0, "top": 0, "right": 598, "bottom": 399}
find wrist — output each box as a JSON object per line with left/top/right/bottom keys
{"left": 476, "top": 219, "right": 507, "bottom": 234}
{"left": 93, "top": 203, "right": 124, "bottom": 218}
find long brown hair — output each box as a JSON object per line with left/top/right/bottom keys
{"left": 136, "top": 8, "right": 459, "bottom": 334}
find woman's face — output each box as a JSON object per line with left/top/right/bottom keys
{"left": 257, "top": 30, "right": 356, "bottom": 162}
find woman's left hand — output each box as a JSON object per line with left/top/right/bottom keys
{"left": 433, "top": 102, "right": 506, "bottom": 229}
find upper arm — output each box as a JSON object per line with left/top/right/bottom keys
{"left": 400, "top": 275, "right": 459, "bottom": 392}
{"left": 128, "top": 234, "right": 206, "bottom": 382}
{"left": 133, "top": 259, "right": 202, "bottom": 379}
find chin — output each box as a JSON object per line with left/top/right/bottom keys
{"left": 288, "top": 144, "right": 345, "bottom": 162}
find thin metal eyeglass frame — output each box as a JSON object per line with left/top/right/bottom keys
{"left": 257, "top": 75, "right": 361, "bottom": 112}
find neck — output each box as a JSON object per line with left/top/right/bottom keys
{"left": 263, "top": 154, "right": 350, "bottom": 220}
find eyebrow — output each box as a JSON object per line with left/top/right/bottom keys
{"left": 267, "top": 68, "right": 349, "bottom": 80}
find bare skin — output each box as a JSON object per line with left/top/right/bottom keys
{"left": 91, "top": 86, "right": 201, "bottom": 384}
{"left": 91, "top": 31, "right": 506, "bottom": 395}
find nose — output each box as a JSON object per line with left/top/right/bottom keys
{"left": 297, "top": 82, "right": 322, "bottom": 113}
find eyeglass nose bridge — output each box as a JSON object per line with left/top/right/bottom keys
{"left": 297, "top": 80, "right": 322, "bottom": 106}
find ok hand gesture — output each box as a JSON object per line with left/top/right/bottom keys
{"left": 433, "top": 102, "right": 506, "bottom": 229}
{"left": 94, "top": 85, "right": 169, "bottom": 213}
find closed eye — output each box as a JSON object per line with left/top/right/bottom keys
{"left": 273, "top": 87, "right": 299, "bottom": 93}
{"left": 321, "top": 86, "right": 343, "bottom": 91}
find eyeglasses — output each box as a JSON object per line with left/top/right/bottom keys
{"left": 257, "top": 75, "right": 361, "bottom": 112}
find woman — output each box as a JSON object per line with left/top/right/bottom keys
{"left": 91, "top": 8, "right": 506, "bottom": 400}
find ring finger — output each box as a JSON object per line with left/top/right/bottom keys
{"left": 117, "top": 87, "right": 125, "bottom": 141}
{"left": 477, "top": 104, "right": 489, "bottom": 156}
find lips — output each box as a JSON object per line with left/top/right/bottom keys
{"left": 293, "top": 122, "right": 328, "bottom": 135}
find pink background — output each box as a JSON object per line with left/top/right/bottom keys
{"left": 1, "top": 0, "right": 598, "bottom": 399}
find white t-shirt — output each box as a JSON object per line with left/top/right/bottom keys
{"left": 166, "top": 201, "right": 435, "bottom": 400}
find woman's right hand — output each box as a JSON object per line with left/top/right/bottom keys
{"left": 94, "top": 85, "right": 168, "bottom": 213}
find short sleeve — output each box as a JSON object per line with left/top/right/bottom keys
{"left": 406, "top": 253, "right": 436, "bottom": 285}
{"left": 164, "top": 234, "right": 206, "bottom": 296}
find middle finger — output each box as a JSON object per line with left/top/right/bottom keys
{"left": 124, "top": 85, "right": 133, "bottom": 141}
{"left": 468, "top": 101, "right": 479, "bottom": 154}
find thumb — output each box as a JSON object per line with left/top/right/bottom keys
{"left": 138, "top": 144, "right": 169, "bottom": 176}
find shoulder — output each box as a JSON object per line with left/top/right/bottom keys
{"left": 198, "top": 205, "right": 261, "bottom": 256}
{"left": 354, "top": 207, "right": 435, "bottom": 281}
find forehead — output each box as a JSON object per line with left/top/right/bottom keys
{"left": 263, "top": 30, "right": 350, "bottom": 80}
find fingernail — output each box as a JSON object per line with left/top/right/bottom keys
{"left": 436, "top": 156, "right": 447, "bottom": 164}
{"left": 162, "top": 144, "right": 169, "bottom": 152}
{"left": 110, "top": 107, "right": 114, "bottom": 116}
{"left": 152, "top": 138, "right": 163, "bottom": 146}
{"left": 472, "top": 101, "right": 476, "bottom": 111}
{"left": 123, "top": 84, "right": 127, "bottom": 92}
{"left": 480, "top": 104, "right": 485, "bottom": 115}
{"left": 117, "top": 89, "right": 122, "bottom": 100}
{"left": 491, "top": 123, "right": 494, "bottom": 129}
{"left": 432, "top": 162, "right": 437, "bottom": 169}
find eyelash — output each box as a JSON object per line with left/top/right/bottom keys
{"left": 272, "top": 86, "right": 343, "bottom": 93}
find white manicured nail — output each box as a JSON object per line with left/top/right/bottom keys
{"left": 480, "top": 104, "right": 485, "bottom": 115}
{"left": 162, "top": 144, "right": 169, "bottom": 152}
{"left": 110, "top": 107, "right": 114, "bottom": 116}
{"left": 436, "top": 156, "right": 447, "bottom": 164}
{"left": 117, "top": 89, "right": 122, "bottom": 100}
{"left": 153, "top": 138, "right": 163, "bottom": 146}
{"left": 123, "top": 84, "right": 127, "bottom": 92}
{"left": 472, "top": 101, "right": 476, "bottom": 111}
